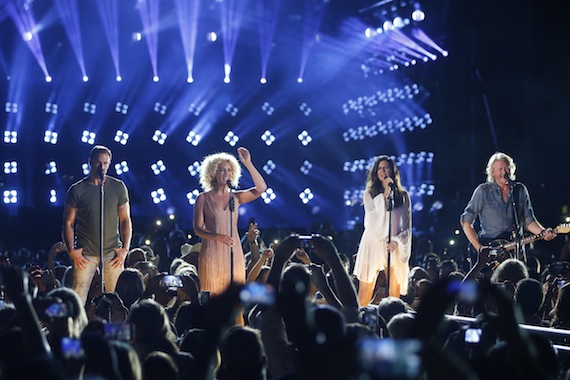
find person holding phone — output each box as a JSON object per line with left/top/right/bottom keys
{"left": 193, "top": 147, "right": 267, "bottom": 297}
{"left": 353, "top": 155, "right": 412, "bottom": 306}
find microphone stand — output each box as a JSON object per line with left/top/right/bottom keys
{"left": 386, "top": 187, "right": 394, "bottom": 298}
{"left": 99, "top": 171, "right": 105, "bottom": 293}
{"left": 228, "top": 186, "right": 235, "bottom": 283}
{"left": 508, "top": 180, "right": 524, "bottom": 262}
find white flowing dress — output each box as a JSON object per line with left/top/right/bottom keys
{"left": 353, "top": 190, "right": 412, "bottom": 295}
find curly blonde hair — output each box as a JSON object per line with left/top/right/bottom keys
{"left": 199, "top": 152, "right": 242, "bottom": 192}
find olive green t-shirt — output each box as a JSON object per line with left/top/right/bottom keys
{"left": 65, "top": 176, "right": 129, "bottom": 256}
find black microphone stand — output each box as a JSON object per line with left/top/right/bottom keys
{"left": 386, "top": 187, "right": 394, "bottom": 298}
{"left": 508, "top": 180, "right": 524, "bottom": 262}
{"left": 228, "top": 185, "right": 235, "bottom": 283}
{"left": 99, "top": 170, "right": 105, "bottom": 293}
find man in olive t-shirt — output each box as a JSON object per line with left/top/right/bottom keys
{"left": 63, "top": 145, "right": 132, "bottom": 305}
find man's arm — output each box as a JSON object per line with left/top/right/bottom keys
{"left": 62, "top": 205, "right": 90, "bottom": 269}
{"left": 461, "top": 221, "right": 482, "bottom": 253}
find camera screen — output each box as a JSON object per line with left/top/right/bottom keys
{"left": 240, "top": 283, "right": 275, "bottom": 306}
{"left": 358, "top": 338, "right": 421, "bottom": 378}
{"left": 104, "top": 323, "right": 132, "bottom": 341}
{"left": 61, "top": 337, "right": 84, "bottom": 359}
{"left": 161, "top": 275, "right": 183, "bottom": 289}
{"left": 45, "top": 302, "right": 68, "bottom": 318}
{"left": 464, "top": 328, "right": 482, "bottom": 344}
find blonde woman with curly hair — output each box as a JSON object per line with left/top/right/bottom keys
{"left": 193, "top": 147, "right": 267, "bottom": 297}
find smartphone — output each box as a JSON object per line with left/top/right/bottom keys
{"left": 464, "top": 328, "right": 482, "bottom": 344}
{"left": 161, "top": 275, "right": 183, "bottom": 289}
{"left": 298, "top": 234, "right": 313, "bottom": 250}
{"left": 61, "top": 337, "right": 84, "bottom": 359}
{"left": 45, "top": 302, "right": 69, "bottom": 318}
{"left": 358, "top": 338, "right": 421, "bottom": 378}
{"left": 104, "top": 322, "right": 133, "bottom": 341}
{"left": 240, "top": 282, "right": 275, "bottom": 307}
{"left": 200, "top": 291, "right": 210, "bottom": 305}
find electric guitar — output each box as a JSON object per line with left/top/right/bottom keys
{"left": 481, "top": 223, "right": 570, "bottom": 262}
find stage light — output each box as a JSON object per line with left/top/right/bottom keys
{"left": 297, "top": 77, "right": 303, "bottom": 83}
{"left": 261, "top": 188, "right": 276, "bottom": 204}
{"left": 115, "top": 102, "right": 128, "bottom": 114}
{"left": 454, "top": 229, "right": 461, "bottom": 235}
{"left": 133, "top": 32, "right": 142, "bottom": 41}
{"left": 44, "top": 161, "right": 57, "bottom": 175}
{"left": 45, "top": 102, "right": 58, "bottom": 114}
{"left": 300, "top": 160, "right": 313, "bottom": 175}
{"left": 224, "top": 131, "right": 239, "bottom": 146}
{"left": 186, "top": 189, "right": 200, "bottom": 205}
{"left": 45, "top": 76, "right": 52, "bottom": 83}
{"left": 261, "top": 130, "right": 275, "bottom": 146}
{"left": 225, "top": 103, "right": 239, "bottom": 116}
{"left": 82, "top": 163, "right": 89, "bottom": 175}
{"left": 412, "top": 3, "right": 425, "bottom": 22}
{"left": 4, "top": 131, "right": 18, "bottom": 143}
{"left": 153, "top": 76, "right": 159, "bottom": 82}
{"left": 298, "top": 130, "right": 312, "bottom": 146}
{"left": 299, "top": 188, "right": 314, "bottom": 204}
{"left": 187, "top": 161, "right": 201, "bottom": 177}
{"left": 23, "top": 31, "right": 32, "bottom": 41}
{"left": 151, "top": 188, "right": 167, "bottom": 204}
{"left": 81, "top": 130, "right": 96, "bottom": 145}
{"left": 260, "top": 78, "right": 267, "bottom": 84}
{"left": 5, "top": 102, "right": 18, "bottom": 113}
{"left": 83, "top": 102, "right": 96, "bottom": 114}
{"left": 3, "top": 161, "right": 17, "bottom": 174}
{"left": 224, "top": 64, "right": 231, "bottom": 83}
{"left": 262, "top": 102, "right": 274, "bottom": 116}
{"left": 263, "top": 160, "right": 276, "bottom": 175}
{"left": 3, "top": 190, "right": 17, "bottom": 204}
{"left": 168, "top": 214, "right": 175, "bottom": 220}
{"left": 449, "top": 239, "right": 455, "bottom": 246}
{"left": 383, "top": 21, "right": 393, "bottom": 31}
{"left": 187, "top": 76, "right": 194, "bottom": 83}
{"left": 49, "top": 189, "right": 57, "bottom": 204}
{"left": 114, "top": 130, "right": 129, "bottom": 145}
{"left": 189, "top": 103, "right": 204, "bottom": 116}
{"left": 207, "top": 32, "right": 217, "bottom": 42}
{"left": 154, "top": 102, "right": 167, "bottom": 115}
{"left": 82, "top": 75, "right": 89, "bottom": 82}
{"left": 115, "top": 161, "right": 129, "bottom": 175}
{"left": 186, "top": 131, "right": 201, "bottom": 146}
{"left": 116, "top": 76, "right": 122, "bottom": 82}
{"left": 151, "top": 160, "right": 166, "bottom": 175}
{"left": 393, "top": 17, "right": 404, "bottom": 28}
{"left": 300, "top": 103, "right": 312, "bottom": 116}
{"left": 152, "top": 130, "right": 167, "bottom": 145}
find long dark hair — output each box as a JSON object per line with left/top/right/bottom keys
{"left": 365, "top": 155, "right": 405, "bottom": 207}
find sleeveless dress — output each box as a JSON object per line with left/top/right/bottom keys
{"left": 198, "top": 192, "right": 246, "bottom": 295}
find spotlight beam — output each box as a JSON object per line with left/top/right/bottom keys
{"left": 96, "top": 0, "right": 121, "bottom": 80}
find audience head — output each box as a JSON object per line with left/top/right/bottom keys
{"left": 127, "top": 299, "right": 176, "bottom": 343}
{"left": 219, "top": 326, "right": 267, "bottom": 380}
{"left": 115, "top": 268, "right": 145, "bottom": 309}
{"left": 377, "top": 296, "right": 409, "bottom": 325}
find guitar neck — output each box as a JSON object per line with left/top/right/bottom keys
{"left": 502, "top": 232, "right": 546, "bottom": 252}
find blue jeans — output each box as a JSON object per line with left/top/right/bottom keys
{"left": 73, "top": 250, "right": 123, "bottom": 306}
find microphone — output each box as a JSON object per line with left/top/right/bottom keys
{"left": 388, "top": 182, "right": 396, "bottom": 191}
{"left": 504, "top": 172, "right": 510, "bottom": 182}
{"left": 226, "top": 180, "right": 237, "bottom": 190}
{"left": 98, "top": 167, "right": 105, "bottom": 181}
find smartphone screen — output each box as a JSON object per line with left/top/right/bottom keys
{"left": 61, "top": 337, "right": 84, "bottom": 359}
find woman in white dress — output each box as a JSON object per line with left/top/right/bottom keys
{"left": 353, "top": 155, "right": 412, "bottom": 306}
